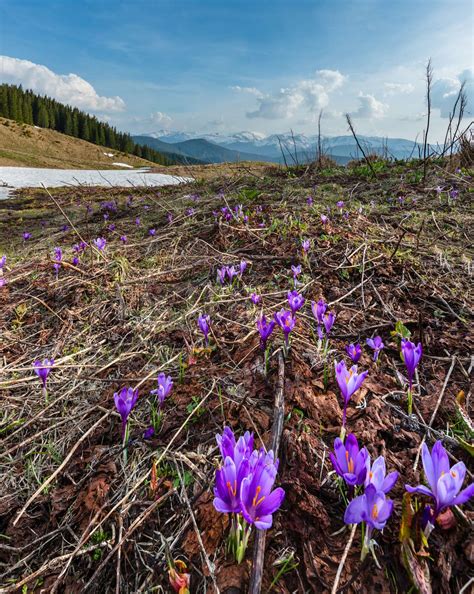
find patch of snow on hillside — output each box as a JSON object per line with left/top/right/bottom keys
{"left": 112, "top": 162, "right": 134, "bottom": 168}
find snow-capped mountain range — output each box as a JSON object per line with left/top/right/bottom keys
{"left": 135, "top": 130, "right": 421, "bottom": 164}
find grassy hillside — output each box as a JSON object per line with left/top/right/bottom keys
{"left": 0, "top": 117, "right": 159, "bottom": 169}
{"left": 0, "top": 159, "right": 472, "bottom": 593}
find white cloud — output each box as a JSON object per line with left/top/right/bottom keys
{"left": 241, "top": 69, "right": 346, "bottom": 120}
{"left": 431, "top": 69, "right": 473, "bottom": 117}
{"left": 230, "top": 86, "right": 264, "bottom": 98}
{"left": 149, "top": 111, "right": 172, "bottom": 128}
{"left": 384, "top": 82, "right": 415, "bottom": 95}
{"left": 350, "top": 93, "right": 388, "bottom": 118}
{"left": 0, "top": 55, "right": 125, "bottom": 112}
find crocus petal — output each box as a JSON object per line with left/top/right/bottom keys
{"left": 421, "top": 442, "right": 436, "bottom": 493}
{"left": 344, "top": 493, "right": 366, "bottom": 525}
{"left": 213, "top": 497, "right": 236, "bottom": 514}
{"left": 452, "top": 483, "right": 474, "bottom": 506}
{"left": 405, "top": 484, "right": 434, "bottom": 498}
{"left": 381, "top": 471, "right": 399, "bottom": 493}
{"left": 254, "top": 515, "right": 273, "bottom": 530}
{"left": 257, "top": 487, "right": 285, "bottom": 517}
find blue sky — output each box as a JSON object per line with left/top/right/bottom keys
{"left": 0, "top": 0, "right": 472, "bottom": 140}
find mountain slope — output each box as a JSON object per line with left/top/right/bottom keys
{"left": 169, "top": 138, "right": 274, "bottom": 163}
{"left": 132, "top": 135, "right": 207, "bottom": 164}
{"left": 133, "top": 135, "right": 273, "bottom": 164}
{"left": 0, "top": 118, "right": 159, "bottom": 169}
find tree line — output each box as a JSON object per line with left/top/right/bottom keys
{"left": 0, "top": 83, "right": 174, "bottom": 165}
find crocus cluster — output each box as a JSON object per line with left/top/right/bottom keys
{"left": 53, "top": 247, "right": 62, "bottom": 276}
{"left": 311, "top": 298, "right": 335, "bottom": 343}
{"left": 331, "top": 433, "right": 398, "bottom": 562}
{"left": 213, "top": 427, "right": 285, "bottom": 562}
{"left": 217, "top": 261, "right": 247, "bottom": 285}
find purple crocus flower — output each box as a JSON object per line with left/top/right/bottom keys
{"left": 291, "top": 264, "right": 301, "bottom": 278}
{"left": 250, "top": 293, "right": 261, "bottom": 305}
{"left": 321, "top": 214, "right": 329, "bottom": 225}
{"left": 0, "top": 255, "right": 6, "bottom": 269}
{"left": 334, "top": 360, "right": 368, "bottom": 427}
{"left": 214, "top": 428, "right": 254, "bottom": 514}
{"left": 167, "top": 213, "right": 173, "bottom": 223}
{"left": 217, "top": 267, "right": 227, "bottom": 285}
{"left": 345, "top": 343, "right": 362, "bottom": 363}
{"left": 302, "top": 239, "right": 310, "bottom": 253}
{"left": 226, "top": 265, "right": 238, "bottom": 283}
{"left": 366, "top": 336, "right": 384, "bottom": 362}
{"left": 365, "top": 456, "right": 399, "bottom": 494}
{"left": 405, "top": 441, "right": 474, "bottom": 518}
{"left": 329, "top": 433, "right": 369, "bottom": 487}
{"left": 306, "top": 196, "right": 313, "bottom": 206}
{"left": 287, "top": 290, "right": 305, "bottom": 314}
{"left": 337, "top": 200, "right": 345, "bottom": 209}
{"left": 135, "top": 217, "right": 141, "bottom": 226}
{"left": 256, "top": 314, "right": 276, "bottom": 350}
{"left": 23, "top": 232, "right": 31, "bottom": 240}
{"left": 108, "top": 224, "right": 116, "bottom": 231}
{"left": 198, "top": 314, "right": 211, "bottom": 346}
{"left": 72, "top": 256, "right": 79, "bottom": 266}
{"left": 33, "top": 358, "right": 54, "bottom": 388}
{"left": 0, "top": 278, "right": 6, "bottom": 287}
{"left": 311, "top": 299, "right": 327, "bottom": 325}
{"left": 323, "top": 311, "right": 335, "bottom": 335}
{"left": 113, "top": 386, "right": 139, "bottom": 439}
{"left": 239, "top": 260, "right": 247, "bottom": 276}
{"left": 53, "top": 247, "right": 62, "bottom": 275}
{"left": 240, "top": 449, "right": 285, "bottom": 529}
{"left": 401, "top": 339, "right": 422, "bottom": 390}
{"left": 274, "top": 309, "right": 296, "bottom": 346}
{"left": 120, "top": 235, "right": 128, "bottom": 243}
{"left": 93, "top": 237, "right": 107, "bottom": 251}
{"left": 150, "top": 373, "right": 173, "bottom": 407}
{"left": 449, "top": 189, "right": 459, "bottom": 200}
{"left": 344, "top": 483, "right": 394, "bottom": 534}
{"left": 103, "top": 213, "right": 109, "bottom": 221}
{"left": 149, "top": 228, "right": 156, "bottom": 236}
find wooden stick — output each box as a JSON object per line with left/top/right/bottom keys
{"left": 248, "top": 351, "right": 285, "bottom": 594}
{"left": 331, "top": 524, "right": 357, "bottom": 594}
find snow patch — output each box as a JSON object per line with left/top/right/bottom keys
{"left": 112, "top": 162, "right": 134, "bottom": 168}
{"left": 0, "top": 167, "right": 192, "bottom": 199}
{"left": 103, "top": 152, "right": 114, "bottom": 157}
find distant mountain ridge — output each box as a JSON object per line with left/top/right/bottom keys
{"left": 136, "top": 130, "right": 422, "bottom": 165}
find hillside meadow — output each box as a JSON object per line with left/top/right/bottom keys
{"left": 0, "top": 158, "right": 473, "bottom": 593}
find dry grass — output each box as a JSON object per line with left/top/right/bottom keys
{"left": 0, "top": 118, "right": 157, "bottom": 169}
